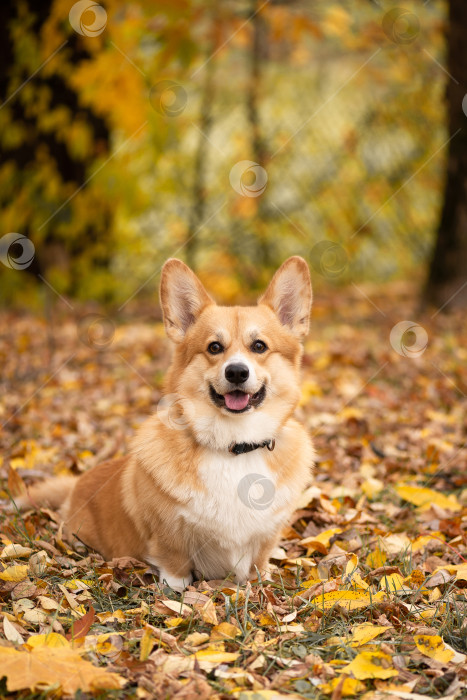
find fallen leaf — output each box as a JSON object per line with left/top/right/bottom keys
{"left": 350, "top": 623, "right": 389, "bottom": 647}
{"left": 310, "top": 589, "right": 386, "bottom": 611}
{"left": 210, "top": 622, "right": 241, "bottom": 640}
{"left": 3, "top": 616, "right": 24, "bottom": 644}
{"left": 160, "top": 599, "right": 192, "bottom": 617}
{"left": 341, "top": 650, "right": 398, "bottom": 679}
{"left": 395, "top": 485, "right": 461, "bottom": 512}
{"left": 320, "top": 676, "right": 366, "bottom": 696}
{"left": 197, "top": 598, "right": 218, "bottom": 625}
{"left": 0, "top": 645, "right": 125, "bottom": 692}
{"left": 0, "top": 565, "right": 29, "bottom": 582}
{"left": 66, "top": 606, "right": 95, "bottom": 641}
{"left": 27, "top": 632, "right": 69, "bottom": 648}
{"left": 414, "top": 634, "right": 454, "bottom": 663}
{"left": 0, "top": 544, "right": 33, "bottom": 559}
{"left": 366, "top": 548, "right": 387, "bottom": 568}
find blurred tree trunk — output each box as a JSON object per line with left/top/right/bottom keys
{"left": 185, "top": 48, "right": 216, "bottom": 270}
{"left": 246, "top": 0, "right": 272, "bottom": 268}
{"left": 424, "top": 0, "right": 467, "bottom": 310}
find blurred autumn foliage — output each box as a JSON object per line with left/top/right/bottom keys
{"left": 0, "top": 0, "right": 451, "bottom": 306}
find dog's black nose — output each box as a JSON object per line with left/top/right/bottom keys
{"left": 225, "top": 363, "right": 249, "bottom": 385}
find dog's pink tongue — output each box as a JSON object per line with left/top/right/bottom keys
{"left": 224, "top": 391, "right": 250, "bottom": 411}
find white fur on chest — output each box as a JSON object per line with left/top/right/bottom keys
{"left": 178, "top": 449, "right": 291, "bottom": 581}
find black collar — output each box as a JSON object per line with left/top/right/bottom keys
{"left": 228, "top": 439, "right": 275, "bottom": 456}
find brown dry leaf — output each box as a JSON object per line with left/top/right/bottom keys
{"left": 160, "top": 599, "right": 193, "bottom": 617}
{"left": 197, "top": 598, "right": 218, "bottom": 625}
{"left": 0, "top": 645, "right": 125, "bottom": 693}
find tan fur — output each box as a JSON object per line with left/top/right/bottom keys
{"left": 15, "top": 257, "right": 315, "bottom": 591}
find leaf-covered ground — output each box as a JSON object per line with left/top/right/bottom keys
{"left": 0, "top": 282, "right": 466, "bottom": 699}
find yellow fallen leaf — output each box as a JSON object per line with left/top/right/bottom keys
{"left": 139, "top": 627, "right": 154, "bottom": 661}
{"left": 414, "top": 635, "right": 454, "bottom": 663}
{"left": 352, "top": 572, "right": 369, "bottom": 590}
{"left": 184, "top": 632, "right": 209, "bottom": 647}
{"left": 310, "top": 589, "right": 386, "bottom": 611}
{"left": 350, "top": 623, "right": 389, "bottom": 647}
{"left": 238, "top": 693, "right": 304, "bottom": 700}
{"left": 453, "top": 563, "right": 467, "bottom": 582}
{"left": 366, "top": 548, "right": 387, "bottom": 568}
{"left": 379, "top": 573, "right": 408, "bottom": 592}
{"left": 211, "top": 622, "right": 241, "bottom": 640}
{"left": 320, "top": 676, "right": 366, "bottom": 696}
{"left": 341, "top": 651, "right": 398, "bottom": 679}
{"left": 257, "top": 612, "right": 277, "bottom": 626}
{"left": 239, "top": 693, "right": 304, "bottom": 700}
{"left": 361, "top": 478, "right": 384, "bottom": 500}
{"left": 429, "top": 587, "right": 442, "bottom": 603}
{"left": 395, "top": 485, "right": 461, "bottom": 512}
{"left": 301, "top": 527, "right": 342, "bottom": 547}
{"left": 27, "top": 633, "right": 69, "bottom": 649}
{"left": 191, "top": 650, "right": 239, "bottom": 670}
{"left": 0, "top": 565, "right": 29, "bottom": 582}
{"left": 0, "top": 544, "right": 33, "bottom": 559}
{"left": 64, "top": 578, "right": 91, "bottom": 590}
{"left": 344, "top": 554, "right": 359, "bottom": 581}
{"left": 412, "top": 533, "right": 444, "bottom": 552}
{"left": 96, "top": 609, "right": 125, "bottom": 623}
{"left": 165, "top": 617, "right": 184, "bottom": 628}
{"left": 0, "top": 645, "right": 125, "bottom": 693}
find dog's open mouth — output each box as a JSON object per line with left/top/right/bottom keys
{"left": 209, "top": 385, "right": 266, "bottom": 413}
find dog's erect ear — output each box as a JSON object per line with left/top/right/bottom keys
{"left": 259, "top": 256, "right": 312, "bottom": 339}
{"left": 160, "top": 259, "right": 214, "bottom": 342}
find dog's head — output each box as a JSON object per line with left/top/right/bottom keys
{"left": 159, "top": 257, "right": 312, "bottom": 449}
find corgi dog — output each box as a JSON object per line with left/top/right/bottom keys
{"left": 16, "top": 257, "right": 314, "bottom": 592}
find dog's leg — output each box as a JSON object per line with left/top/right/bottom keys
{"left": 157, "top": 566, "right": 193, "bottom": 593}
{"left": 145, "top": 550, "right": 193, "bottom": 593}
{"left": 251, "top": 541, "right": 275, "bottom": 582}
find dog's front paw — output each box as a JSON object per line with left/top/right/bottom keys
{"left": 250, "top": 562, "right": 273, "bottom": 583}
{"left": 158, "top": 567, "right": 193, "bottom": 593}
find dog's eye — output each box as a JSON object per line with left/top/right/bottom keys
{"left": 251, "top": 340, "right": 267, "bottom": 353}
{"left": 208, "top": 342, "right": 223, "bottom": 354}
